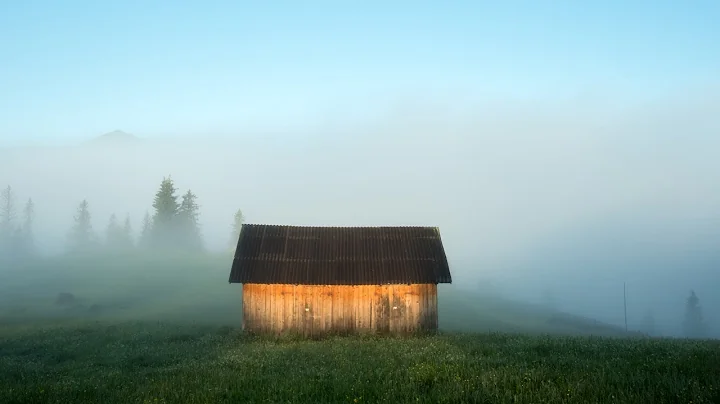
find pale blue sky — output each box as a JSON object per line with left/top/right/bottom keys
{"left": 1, "top": 1, "right": 718, "bottom": 145}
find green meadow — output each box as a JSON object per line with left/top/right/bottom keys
{"left": 1, "top": 253, "right": 718, "bottom": 403}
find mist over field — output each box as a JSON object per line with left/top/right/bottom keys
{"left": 1, "top": 90, "right": 718, "bottom": 339}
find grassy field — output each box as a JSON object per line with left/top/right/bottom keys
{"left": 1, "top": 253, "right": 718, "bottom": 403}
{"left": 1, "top": 323, "right": 718, "bottom": 403}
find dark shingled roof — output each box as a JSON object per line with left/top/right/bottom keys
{"left": 229, "top": 224, "right": 452, "bottom": 285}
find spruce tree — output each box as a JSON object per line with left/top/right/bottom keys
{"left": 21, "top": 198, "right": 35, "bottom": 257}
{"left": 150, "top": 176, "right": 179, "bottom": 248}
{"left": 0, "top": 185, "right": 16, "bottom": 226}
{"left": 229, "top": 208, "right": 244, "bottom": 247}
{"left": 121, "top": 214, "right": 134, "bottom": 250}
{"left": 68, "top": 199, "right": 95, "bottom": 253}
{"left": 139, "top": 211, "right": 152, "bottom": 249}
{"left": 683, "top": 290, "right": 705, "bottom": 338}
{"left": 105, "top": 213, "right": 124, "bottom": 250}
{"left": 177, "top": 190, "right": 203, "bottom": 251}
{"left": 0, "top": 185, "right": 17, "bottom": 254}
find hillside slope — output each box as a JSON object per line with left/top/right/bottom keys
{"left": 1, "top": 253, "right": 640, "bottom": 337}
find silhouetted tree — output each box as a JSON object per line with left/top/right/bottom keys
{"left": 19, "top": 198, "right": 35, "bottom": 257}
{"left": 683, "top": 290, "right": 705, "bottom": 338}
{"left": 139, "top": 211, "right": 152, "bottom": 249}
{"left": 106, "top": 213, "right": 134, "bottom": 251}
{"left": 229, "top": 208, "right": 244, "bottom": 247}
{"left": 150, "top": 176, "right": 180, "bottom": 248}
{"left": 1, "top": 190, "right": 36, "bottom": 261}
{"left": 0, "top": 185, "right": 17, "bottom": 251}
{"left": 67, "top": 199, "right": 95, "bottom": 252}
{"left": 177, "top": 190, "right": 202, "bottom": 251}
{"left": 105, "top": 213, "right": 124, "bottom": 250}
{"left": 121, "top": 214, "right": 134, "bottom": 249}
{"left": 0, "top": 185, "right": 17, "bottom": 224}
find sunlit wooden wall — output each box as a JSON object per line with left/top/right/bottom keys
{"left": 241, "top": 283, "right": 438, "bottom": 336}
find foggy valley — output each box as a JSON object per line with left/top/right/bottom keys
{"left": 2, "top": 95, "right": 719, "bottom": 339}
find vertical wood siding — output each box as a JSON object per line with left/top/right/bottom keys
{"left": 242, "top": 284, "right": 438, "bottom": 336}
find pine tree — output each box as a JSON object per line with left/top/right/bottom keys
{"left": 177, "top": 190, "right": 203, "bottom": 251}
{"left": 0, "top": 185, "right": 17, "bottom": 226}
{"left": 150, "top": 176, "right": 180, "bottom": 248}
{"left": 121, "top": 214, "right": 134, "bottom": 250}
{"left": 683, "top": 290, "right": 705, "bottom": 338}
{"left": 139, "top": 211, "right": 152, "bottom": 249}
{"left": 229, "top": 208, "right": 244, "bottom": 247}
{"left": 20, "top": 198, "right": 35, "bottom": 257}
{"left": 67, "top": 199, "right": 95, "bottom": 253}
{"left": 105, "top": 213, "right": 124, "bottom": 250}
{"left": 0, "top": 185, "right": 17, "bottom": 253}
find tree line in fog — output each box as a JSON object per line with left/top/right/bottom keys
{"left": 0, "top": 177, "right": 245, "bottom": 259}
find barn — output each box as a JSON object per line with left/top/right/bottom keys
{"left": 228, "top": 224, "right": 452, "bottom": 336}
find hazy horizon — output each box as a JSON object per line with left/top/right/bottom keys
{"left": 2, "top": 92, "right": 719, "bottom": 338}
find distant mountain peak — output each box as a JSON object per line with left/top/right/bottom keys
{"left": 98, "top": 130, "right": 137, "bottom": 140}
{"left": 86, "top": 130, "right": 140, "bottom": 146}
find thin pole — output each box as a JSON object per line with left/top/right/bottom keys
{"left": 623, "top": 282, "right": 628, "bottom": 332}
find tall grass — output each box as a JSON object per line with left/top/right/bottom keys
{"left": 0, "top": 323, "right": 718, "bottom": 404}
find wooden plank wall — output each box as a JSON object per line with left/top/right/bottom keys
{"left": 241, "top": 284, "right": 438, "bottom": 336}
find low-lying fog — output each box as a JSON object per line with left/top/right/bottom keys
{"left": 1, "top": 92, "right": 719, "bottom": 338}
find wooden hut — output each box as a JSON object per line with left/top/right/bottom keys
{"left": 228, "top": 224, "right": 452, "bottom": 336}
